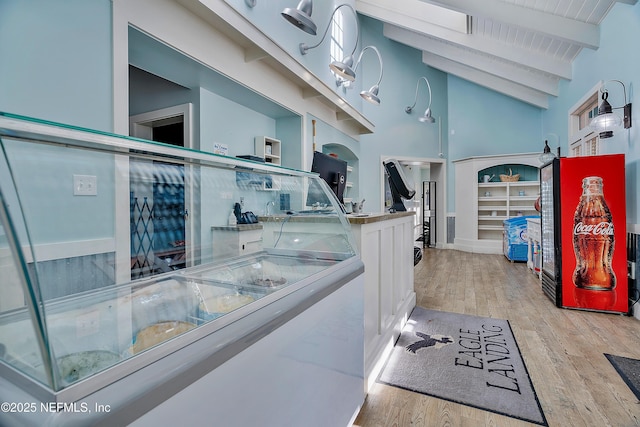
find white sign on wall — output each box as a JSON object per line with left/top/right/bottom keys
{"left": 213, "top": 143, "right": 228, "bottom": 156}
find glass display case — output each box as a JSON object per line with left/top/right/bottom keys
{"left": 0, "top": 112, "right": 362, "bottom": 417}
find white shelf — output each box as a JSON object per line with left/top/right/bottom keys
{"left": 510, "top": 196, "right": 538, "bottom": 201}
{"left": 255, "top": 136, "right": 282, "bottom": 190}
{"left": 478, "top": 225, "right": 506, "bottom": 231}
{"left": 508, "top": 181, "right": 538, "bottom": 187}
{"left": 478, "top": 182, "right": 506, "bottom": 187}
{"left": 477, "top": 180, "right": 540, "bottom": 240}
{"left": 479, "top": 180, "right": 537, "bottom": 187}
{"left": 344, "top": 162, "right": 354, "bottom": 199}
{"left": 255, "top": 136, "right": 281, "bottom": 166}
{"left": 478, "top": 196, "right": 508, "bottom": 201}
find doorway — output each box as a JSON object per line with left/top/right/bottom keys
{"left": 129, "top": 104, "right": 193, "bottom": 279}
{"left": 380, "top": 156, "right": 447, "bottom": 249}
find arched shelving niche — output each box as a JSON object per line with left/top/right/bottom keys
{"left": 453, "top": 152, "right": 541, "bottom": 254}
{"left": 477, "top": 163, "right": 539, "bottom": 183}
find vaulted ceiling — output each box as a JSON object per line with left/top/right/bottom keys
{"left": 356, "top": 0, "right": 637, "bottom": 109}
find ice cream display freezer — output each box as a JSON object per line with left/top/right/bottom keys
{"left": 0, "top": 113, "right": 364, "bottom": 426}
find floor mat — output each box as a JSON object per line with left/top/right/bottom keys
{"left": 378, "top": 307, "right": 547, "bottom": 425}
{"left": 605, "top": 353, "right": 640, "bottom": 400}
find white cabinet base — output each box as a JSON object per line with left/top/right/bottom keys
{"left": 211, "top": 225, "right": 263, "bottom": 260}
{"left": 348, "top": 212, "right": 416, "bottom": 393}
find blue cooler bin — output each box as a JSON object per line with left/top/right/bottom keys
{"left": 503, "top": 216, "right": 538, "bottom": 262}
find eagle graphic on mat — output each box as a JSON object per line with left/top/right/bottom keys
{"left": 405, "top": 332, "right": 453, "bottom": 354}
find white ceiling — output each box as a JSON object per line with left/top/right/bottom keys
{"left": 356, "top": 0, "right": 637, "bottom": 109}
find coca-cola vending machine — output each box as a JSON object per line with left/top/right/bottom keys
{"left": 540, "top": 154, "right": 627, "bottom": 314}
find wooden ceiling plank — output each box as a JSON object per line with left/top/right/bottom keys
{"left": 356, "top": 0, "right": 469, "bottom": 34}
{"left": 414, "top": 37, "right": 559, "bottom": 95}
{"left": 422, "top": 0, "right": 600, "bottom": 49}
{"left": 422, "top": 52, "right": 550, "bottom": 109}
{"left": 384, "top": 24, "right": 572, "bottom": 81}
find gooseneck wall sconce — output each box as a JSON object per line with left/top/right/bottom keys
{"left": 405, "top": 77, "right": 435, "bottom": 123}
{"left": 357, "top": 46, "right": 384, "bottom": 105}
{"left": 332, "top": 45, "right": 382, "bottom": 84}
{"left": 589, "top": 80, "right": 632, "bottom": 139}
{"left": 281, "top": 0, "right": 317, "bottom": 35}
{"left": 334, "top": 46, "right": 384, "bottom": 105}
{"left": 282, "top": 2, "right": 383, "bottom": 105}
{"left": 282, "top": 3, "right": 359, "bottom": 57}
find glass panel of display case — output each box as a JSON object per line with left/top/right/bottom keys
{"left": 0, "top": 112, "right": 358, "bottom": 396}
{"left": 0, "top": 151, "right": 53, "bottom": 388}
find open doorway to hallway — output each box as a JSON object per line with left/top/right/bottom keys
{"left": 129, "top": 104, "right": 192, "bottom": 279}
{"left": 381, "top": 156, "right": 446, "bottom": 250}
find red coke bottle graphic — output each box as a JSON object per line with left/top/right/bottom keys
{"left": 572, "top": 176, "right": 616, "bottom": 291}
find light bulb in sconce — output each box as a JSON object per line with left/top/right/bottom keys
{"left": 589, "top": 80, "right": 632, "bottom": 139}
{"left": 539, "top": 140, "right": 556, "bottom": 164}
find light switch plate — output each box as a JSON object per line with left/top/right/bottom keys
{"left": 73, "top": 174, "right": 97, "bottom": 196}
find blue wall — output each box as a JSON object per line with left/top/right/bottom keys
{"left": 276, "top": 116, "right": 303, "bottom": 170}
{"left": 0, "top": 1, "right": 115, "bottom": 246}
{"left": 309, "top": 114, "right": 359, "bottom": 158}
{"left": 130, "top": 67, "right": 284, "bottom": 158}
{"left": 541, "top": 2, "right": 640, "bottom": 224}
{"left": 2, "top": 138, "right": 115, "bottom": 245}
{"left": 199, "top": 88, "right": 276, "bottom": 157}
{"left": 0, "top": 0, "right": 112, "bottom": 131}
{"left": 448, "top": 77, "right": 543, "bottom": 160}
{"left": 448, "top": 76, "right": 544, "bottom": 211}
{"left": 357, "top": 16, "right": 448, "bottom": 209}
{"left": 129, "top": 67, "right": 196, "bottom": 117}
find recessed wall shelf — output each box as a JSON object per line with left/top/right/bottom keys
{"left": 477, "top": 181, "right": 540, "bottom": 240}
{"left": 254, "top": 136, "right": 282, "bottom": 191}
{"left": 255, "top": 136, "right": 281, "bottom": 166}
{"left": 453, "top": 153, "right": 542, "bottom": 254}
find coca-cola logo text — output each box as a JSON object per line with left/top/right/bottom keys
{"left": 573, "top": 221, "right": 614, "bottom": 236}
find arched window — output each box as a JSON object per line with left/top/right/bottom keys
{"left": 330, "top": 9, "right": 350, "bottom": 85}
{"left": 330, "top": 9, "right": 344, "bottom": 66}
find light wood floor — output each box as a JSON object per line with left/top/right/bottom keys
{"left": 354, "top": 248, "right": 640, "bottom": 427}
